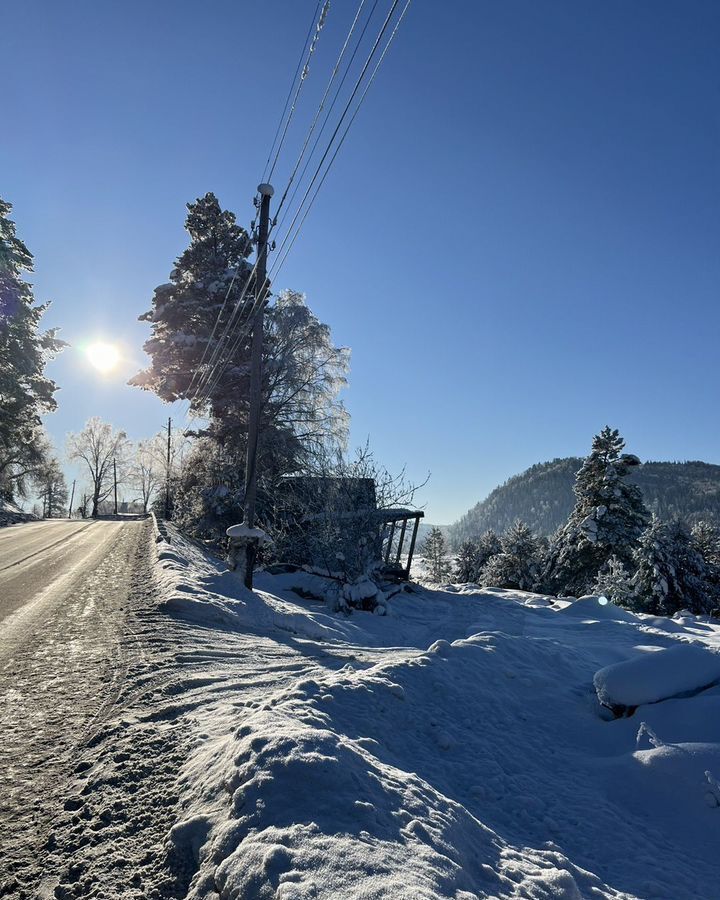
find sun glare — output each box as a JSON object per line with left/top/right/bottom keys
{"left": 86, "top": 341, "right": 120, "bottom": 373}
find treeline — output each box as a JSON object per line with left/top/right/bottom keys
{"left": 427, "top": 428, "right": 720, "bottom": 618}
{"left": 450, "top": 457, "right": 720, "bottom": 543}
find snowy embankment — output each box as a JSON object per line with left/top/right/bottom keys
{"left": 0, "top": 499, "right": 36, "bottom": 526}
{"left": 154, "top": 531, "right": 720, "bottom": 899}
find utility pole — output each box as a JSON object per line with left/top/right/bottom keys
{"left": 165, "top": 416, "right": 172, "bottom": 520}
{"left": 242, "top": 182, "right": 273, "bottom": 588}
{"left": 68, "top": 479, "right": 76, "bottom": 519}
{"left": 113, "top": 458, "right": 118, "bottom": 516}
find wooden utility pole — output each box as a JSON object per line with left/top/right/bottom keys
{"left": 68, "top": 479, "right": 76, "bottom": 519}
{"left": 113, "top": 458, "right": 118, "bottom": 516}
{"left": 165, "top": 416, "right": 172, "bottom": 520}
{"left": 242, "top": 182, "right": 273, "bottom": 588}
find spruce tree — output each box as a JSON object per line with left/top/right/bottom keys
{"left": 0, "top": 198, "right": 64, "bottom": 500}
{"left": 477, "top": 529, "right": 502, "bottom": 563}
{"left": 542, "top": 427, "right": 649, "bottom": 597}
{"left": 454, "top": 539, "right": 482, "bottom": 583}
{"left": 130, "top": 192, "right": 253, "bottom": 409}
{"left": 632, "top": 518, "right": 717, "bottom": 615}
{"left": 479, "top": 521, "right": 539, "bottom": 591}
{"left": 422, "top": 527, "right": 451, "bottom": 583}
{"left": 454, "top": 530, "right": 502, "bottom": 582}
{"left": 692, "top": 521, "right": 720, "bottom": 568}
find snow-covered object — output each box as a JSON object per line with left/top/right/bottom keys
{"left": 560, "top": 594, "right": 637, "bottom": 622}
{"left": 594, "top": 644, "right": 720, "bottom": 711}
{"left": 226, "top": 524, "right": 272, "bottom": 579}
{"left": 226, "top": 523, "right": 271, "bottom": 544}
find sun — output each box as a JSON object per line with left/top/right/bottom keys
{"left": 86, "top": 341, "right": 120, "bottom": 373}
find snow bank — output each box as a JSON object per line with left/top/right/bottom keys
{"left": 152, "top": 525, "right": 720, "bottom": 899}
{"left": 594, "top": 643, "right": 720, "bottom": 711}
{"left": 0, "top": 499, "right": 36, "bottom": 527}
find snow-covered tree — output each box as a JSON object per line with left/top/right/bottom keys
{"left": 692, "top": 521, "right": 720, "bottom": 568}
{"left": 592, "top": 555, "right": 633, "bottom": 608}
{"left": 67, "top": 418, "right": 131, "bottom": 518}
{"left": 131, "top": 440, "right": 161, "bottom": 514}
{"left": 632, "top": 518, "right": 718, "bottom": 615}
{"left": 130, "top": 192, "right": 253, "bottom": 409}
{"left": 422, "top": 527, "right": 451, "bottom": 583}
{"left": 131, "top": 194, "right": 348, "bottom": 541}
{"left": 454, "top": 530, "right": 501, "bottom": 582}
{"left": 33, "top": 453, "right": 68, "bottom": 518}
{"left": 0, "top": 198, "right": 64, "bottom": 501}
{"left": 454, "top": 539, "right": 482, "bottom": 583}
{"left": 542, "top": 427, "right": 649, "bottom": 597}
{"left": 479, "top": 520, "right": 540, "bottom": 591}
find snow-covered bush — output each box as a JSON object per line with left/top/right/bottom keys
{"left": 592, "top": 555, "right": 633, "bottom": 608}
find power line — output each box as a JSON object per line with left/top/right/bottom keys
{"left": 261, "top": 1, "right": 322, "bottom": 184}
{"left": 187, "top": 1, "right": 337, "bottom": 413}
{"left": 271, "top": 0, "right": 413, "bottom": 279}
{"left": 192, "top": 0, "right": 411, "bottom": 412}
{"left": 183, "top": 254, "right": 253, "bottom": 404}
{"left": 266, "top": 0, "right": 331, "bottom": 184}
{"left": 268, "top": 0, "right": 403, "bottom": 276}
{"left": 274, "top": 0, "right": 373, "bottom": 219}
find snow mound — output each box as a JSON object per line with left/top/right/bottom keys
{"left": 594, "top": 644, "right": 720, "bottom": 711}
{"left": 560, "top": 594, "right": 638, "bottom": 622}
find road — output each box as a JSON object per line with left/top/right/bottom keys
{"left": 0, "top": 518, "right": 150, "bottom": 897}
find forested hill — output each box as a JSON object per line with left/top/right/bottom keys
{"left": 449, "top": 458, "right": 720, "bottom": 544}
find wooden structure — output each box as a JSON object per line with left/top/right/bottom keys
{"left": 378, "top": 508, "right": 425, "bottom": 581}
{"left": 276, "top": 477, "right": 423, "bottom": 582}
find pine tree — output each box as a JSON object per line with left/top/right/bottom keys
{"left": 478, "top": 529, "right": 502, "bottom": 563}
{"left": 130, "top": 192, "right": 253, "bottom": 408}
{"left": 0, "top": 198, "right": 64, "bottom": 501}
{"left": 692, "top": 521, "right": 720, "bottom": 568}
{"left": 479, "top": 521, "right": 539, "bottom": 591}
{"left": 422, "top": 527, "right": 451, "bottom": 583}
{"left": 131, "top": 195, "right": 349, "bottom": 543}
{"left": 632, "top": 518, "right": 718, "bottom": 615}
{"left": 454, "top": 539, "right": 482, "bottom": 583}
{"left": 593, "top": 555, "right": 633, "bottom": 607}
{"left": 454, "top": 530, "right": 501, "bottom": 582}
{"left": 542, "top": 427, "right": 649, "bottom": 597}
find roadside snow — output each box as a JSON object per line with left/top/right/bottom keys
{"left": 153, "top": 529, "right": 720, "bottom": 899}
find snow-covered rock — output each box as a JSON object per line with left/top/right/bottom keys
{"left": 594, "top": 643, "right": 720, "bottom": 711}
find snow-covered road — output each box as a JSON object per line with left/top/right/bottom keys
{"left": 0, "top": 518, "right": 159, "bottom": 896}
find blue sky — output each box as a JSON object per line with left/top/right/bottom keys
{"left": 3, "top": 0, "right": 719, "bottom": 523}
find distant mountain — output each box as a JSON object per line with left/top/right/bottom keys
{"left": 449, "top": 458, "right": 720, "bottom": 545}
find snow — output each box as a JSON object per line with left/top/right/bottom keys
{"left": 226, "top": 523, "right": 272, "bottom": 544}
{"left": 594, "top": 643, "right": 720, "bottom": 710}
{"left": 152, "top": 526, "right": 720, "bottom": 899}
{"left": 0, "top": 499, "right": 36, "bottom": 526}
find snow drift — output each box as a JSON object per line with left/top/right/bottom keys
{"left": 153, "top": 525, "right": 720, "bottom": 899}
